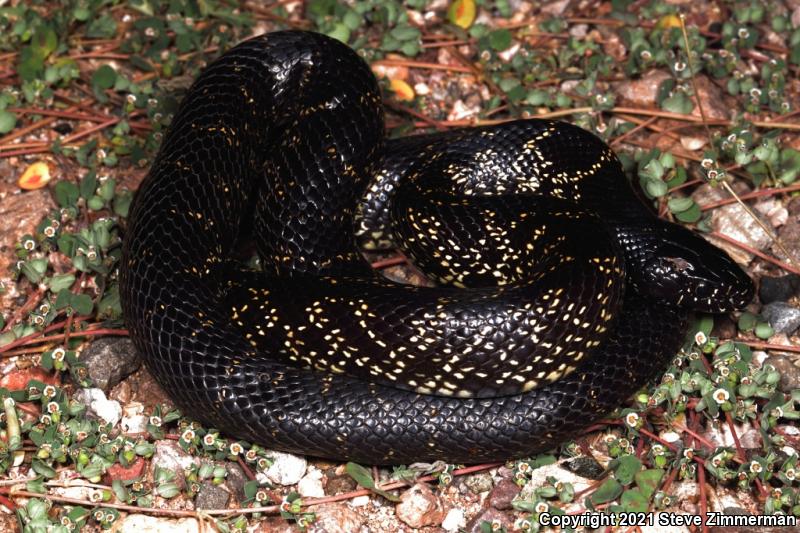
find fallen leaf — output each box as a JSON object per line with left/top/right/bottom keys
{"left": 390, "top": 79, "right": 415, "bottom": 102}
{"left": 18, "top": 161, "right": 52, "bottom": 190}
{"left": 448, "top": 0, "right": 476, "bottom": 30}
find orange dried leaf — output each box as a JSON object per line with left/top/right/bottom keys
{"left": 448, "top": 0, "right": 476, "bottom": 30}
{"left": 18, "top": 161, "right": 52, "bottom": 190}
{"left": 656, "top": 14, "right": 682, "bottom": 30}
{"left": 390, "top": 79, "right": 415, "bottom": 102}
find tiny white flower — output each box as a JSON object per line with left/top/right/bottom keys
{"left": 694, "top": 331, "right": 708, "bottom": 345}
{"left": 713, "top": 388, "right": 730, "bottom": 404}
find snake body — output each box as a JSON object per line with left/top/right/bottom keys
{"left": 120, "top": 31, "right": 753, "bottom": 464}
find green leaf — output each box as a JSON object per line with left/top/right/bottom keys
{"left": 32, "top": 26, "right": 58, "bottom": 59}
{"left": 92, "top": 65, "right": 118, "bottom": 91}
{"left": 157, "top": 482, "right": 180, "bottom": 498}
{"left": 47, "top": 273, "right": 75, "bottom": 292}
{"left": 661, "top": 92, "right": 694, "bottom": 114}
{"left": 18, "top": 46, "right": 44, "bottom": 82}
{"left": 54, "top": 181, "right": 80, "bottom": 208}
{"left": 86, "top": 13, "right": 118, "bottom": 39}
{"left": 0, "top": 110, "right": 16, "bottom": 134}
{"left": 642, "top": 158, "right": 664, "bottom": 180}
{"left": 71, "top": 294, "right": 93, "bottom": 316}
{"left": 55, "top": 289, "right": 72, "bottom": 310}
{"left": 79, "top": 171, "right": 97, "bottom": 199}
{"left": 613, "top": 455, "right": 642, "bottom": 485}
{"left": 342, "top": 11, "right": 362, "bottom": 31}
{"left": 390, "top": 25, "right": 421, "bottom": 42}
{"left": 590, "top": 478, "right": 623, "bottom": 504}
{"left": 489, "top": 29, "right": 513, "bottom": 51}
{"left": 57, "top": 233, "right": 77, "bottom": 257}
{"left": 738, "top": 312, "right": 757, "bottom": 332}
{"left": 113, "top": 191, "right": 133, "bottom": 218}
{"left": 327, "top": 23, "right": 350, "bottom": 44}
{"left": 73, "top": 6, "right": 91, "bottom": 21}
{"left": 32, "top": 459, "right": 57, "bottom": 478}
{"left": 634, "top": 469, "right": 664, "bottom": 499}
{"left": 644, "top": 178, "right": 668, "bottom": 198}
{"left": 620, "top": 487, "right": 649, "bottom": 512}
{"left": 667, "top": 197, "right": 694, "bottom": 213}
{"left": 755, "top": 322, "right": 774, "bottom": 339}
{"left": 345, "top": 462, "right": 400, "bottom": 501}
{"left": 674, "top": 202, "right": 702, "bottom": 223}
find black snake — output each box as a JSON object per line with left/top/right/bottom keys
{"left": 120, "top": 31, "right": 753, "bottom": 464}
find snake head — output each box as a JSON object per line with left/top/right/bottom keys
{"left": 636, "top": 224, "right": 754, "bottom": 313}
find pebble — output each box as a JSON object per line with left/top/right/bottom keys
{"left": 349, "top": 495, "right": 371, "bottom": 507}
{"left": 441, "top": 508, "right": 466, "bottom": 532}
{"left": 488, "top": 478, "right": 521, "bottom": 510}
{"left": 79, "top": 338, "right": 141, "bottom": 391}
{"left": 761, "top": 302, "right": 800, "bottom": 334}
{"left": 775, "top": 216, "right": 800, "bottom": 264}
{"left": 224, "top": 463, "right": 248, "bottom": 502}
{"left": 615, "top": 69, "right": 670, "bottom": 108}
{"left": 692, "top": 183, "right": 772, "bottom": 264}
{"left": 74, "top": 388, "right": 122, "bottom": 426}
{"left": 151, "top": 440, "right": 197, "bottom": 490}
{"left": 702, "top": 420, "right": 761, "bottom": 449}
{"left": 120, "top": 401, "right": 148, "bottom": 435}
{"left": 297, "top": 467, "right": 325, "bottom": 498}
{"left": 195, "top": 480, "right": 230, "bottom": 509}
{"left": 763, "top": 354, "right": 800, "bottom": 393}
{"left": 562, "top": 456, "right": 605, "bottom": 480}
{"left": 395, "top": 483, "right": 445, "bottom": 529}
{"left": 264, "top": 451, "right": 307, "bottom": 486}
{"left": 518, "top": 463, "right": 592, "bottom": 502}
{"left": 759, "top": 274, "right": 800, "bottom": 304}
{"left": 461, "top": 471, "right": 493, "bottom": 494}
{"left": 755, "top": 198, "right": 788, "bottom": 227}
{"left": 313, "top": 503, "right": 365, "bottom": 533}
{"left": 0, "top": 187, "right": 55, "bottom": 312}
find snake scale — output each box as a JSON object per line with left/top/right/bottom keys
{"left": 120, "top": 31, "right": 754, "bottom": 464}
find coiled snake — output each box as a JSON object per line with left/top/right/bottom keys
{"left": 120, "top": 31, "right": 753, "bottom": 464}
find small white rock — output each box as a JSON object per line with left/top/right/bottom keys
{"left": 297, "top": 467, "right": 325, "bottom": 498}
{"left": 498, "top": 42, "right": 520, "bottom": 62}
{"left": 660, "top": 431, "right": 682, "bottom": 444}
{"left": 77, "top": 388, "right": 122, "bottom": 426}
{"left": 679, "top": 136, "right": 707, "bottom": 151}
{"left": 414, "top": 82, "right": 430, "bottom": 96}
{"left": 349, "top": 495, "right": 371, "bottom": 507}
{"left": 121, "top": 401, "right": 148, "bottom": 434}
{"left": 265, "top": 451, "right": 307, "bottom": 486}
{"left": 441, "top": 508, "right": 466, "bottom": 532}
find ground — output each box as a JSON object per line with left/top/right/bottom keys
{"left": 1, "top": 0, "right": 800, "bottom": 532}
